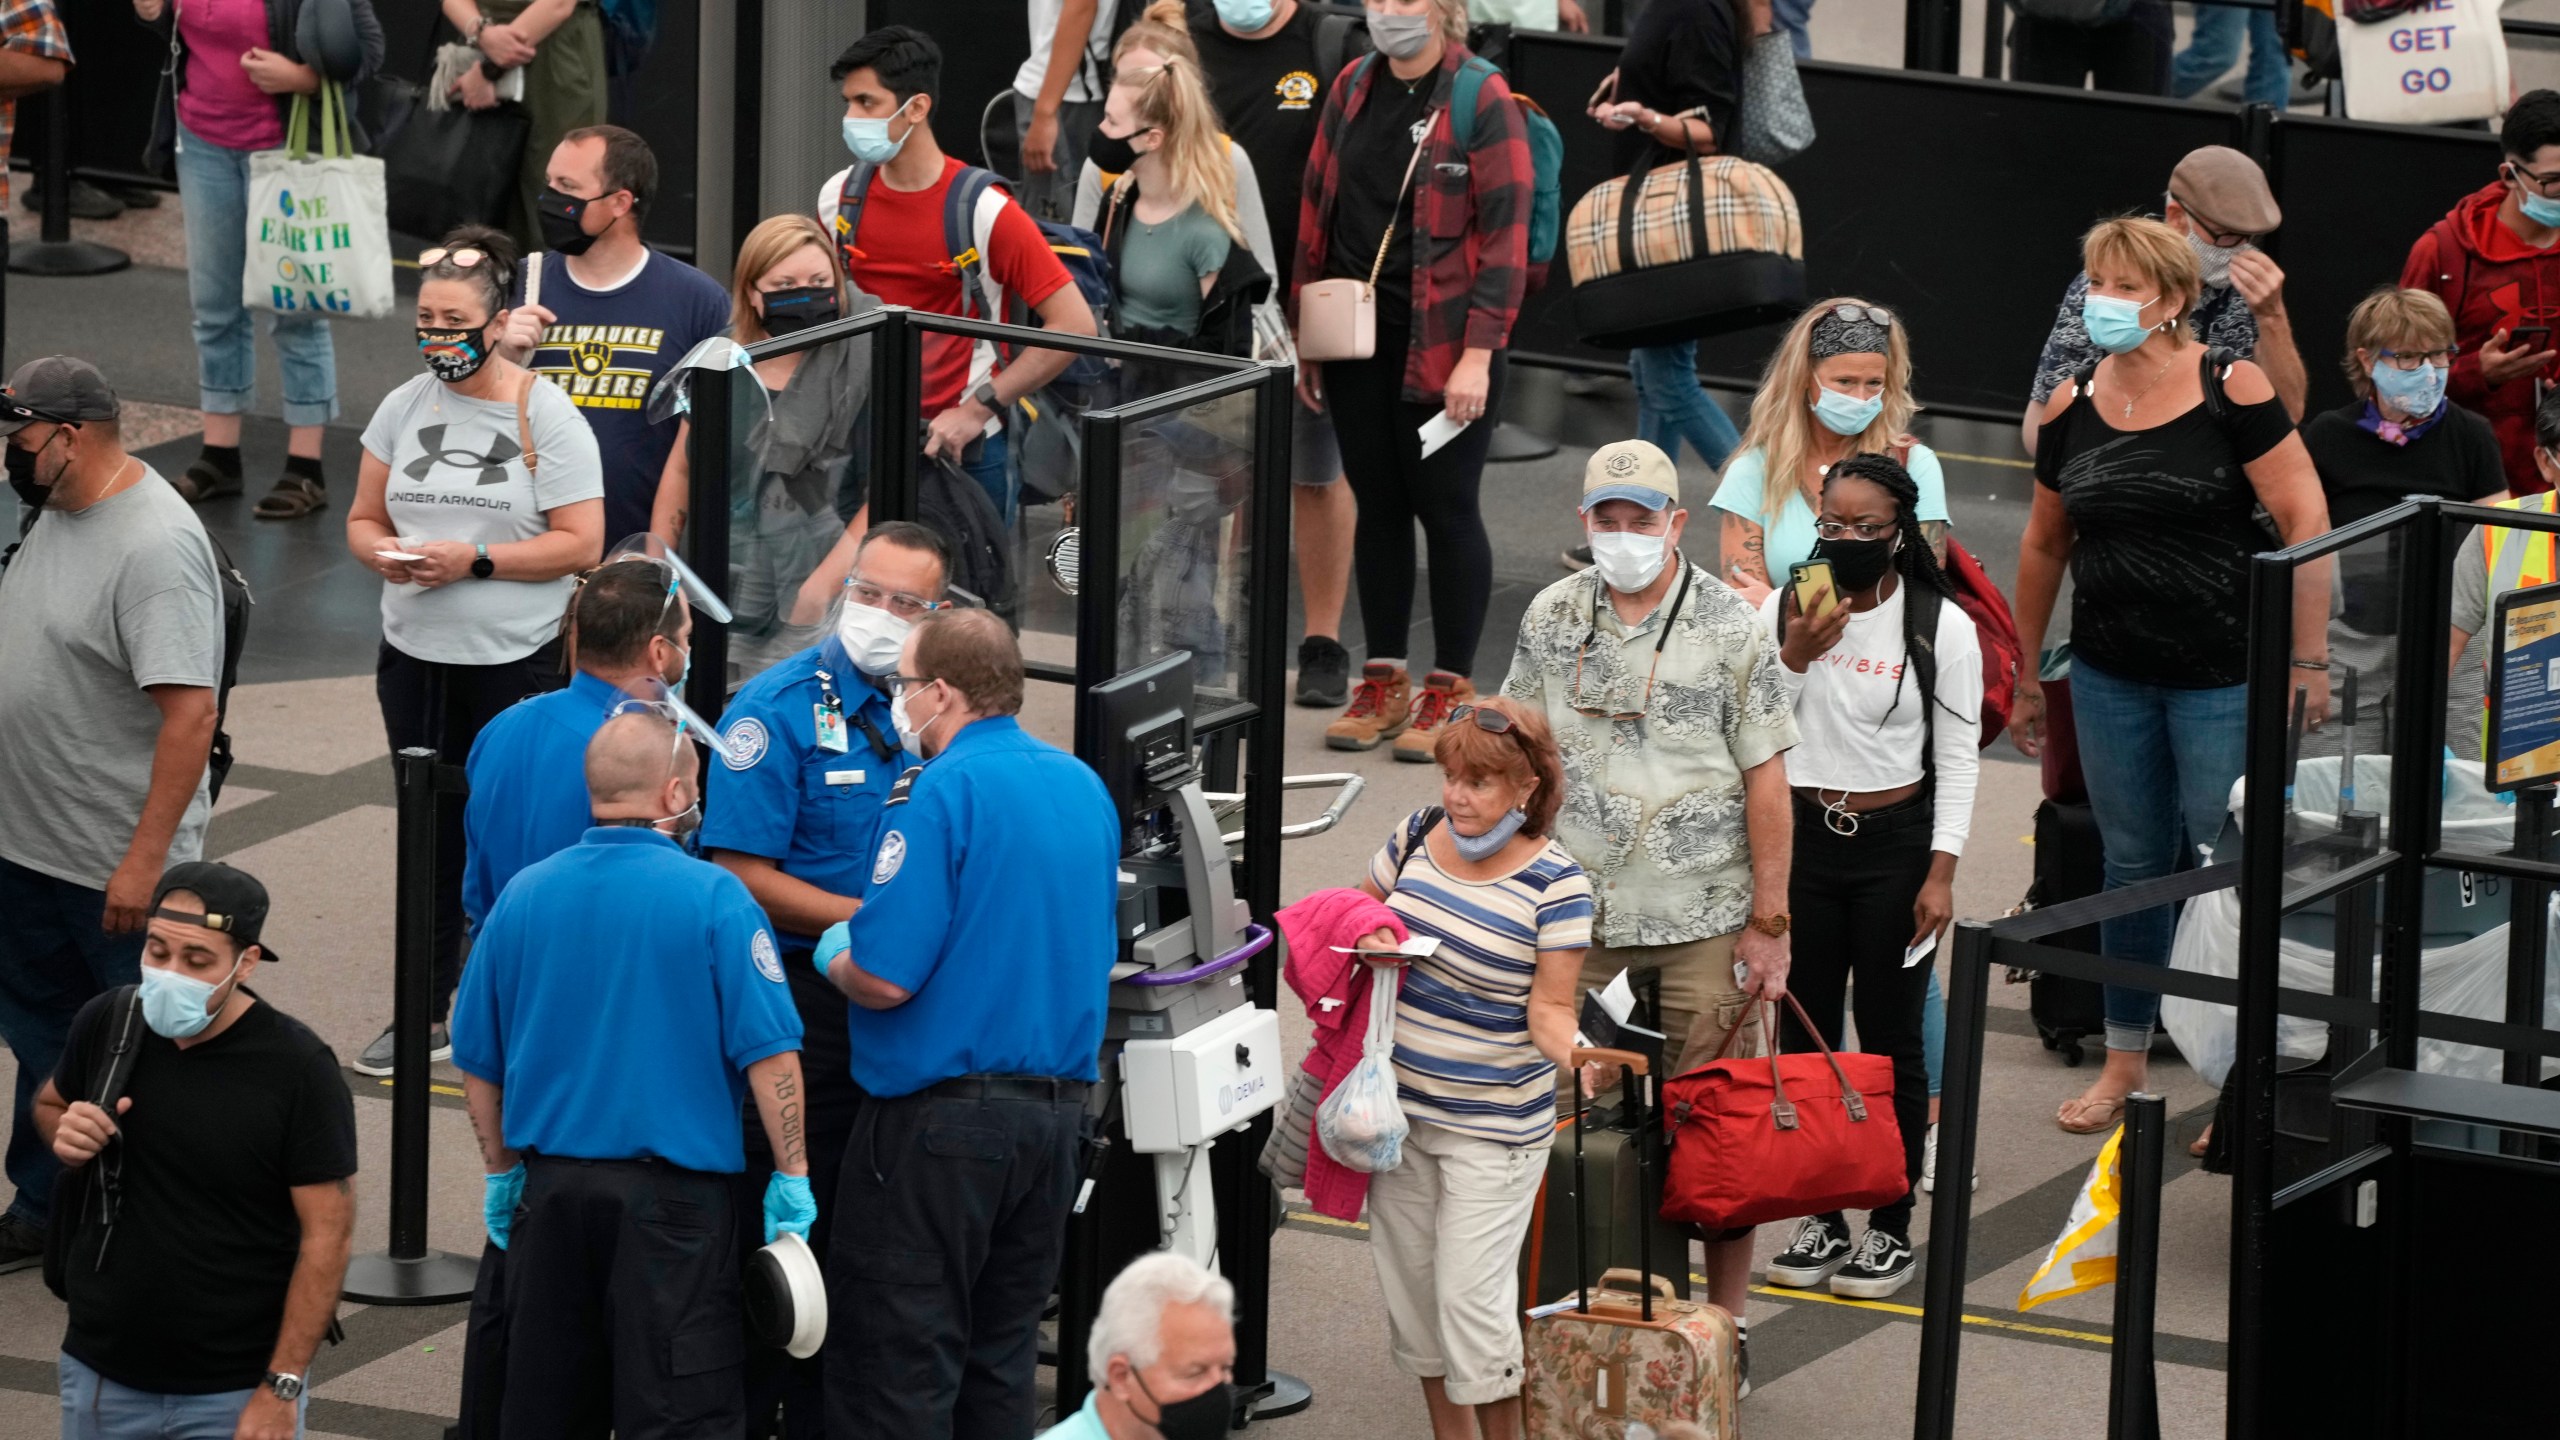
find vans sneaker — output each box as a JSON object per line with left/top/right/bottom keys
{"left": 1765, "top": 1214, "right": 1852, "bottom": 1288}
{"left": 1921, "top": 1122, "right": 1977, "bottom": 1194}
{"left": 1830, "top": 1228, "right": 1916, "bottom": 1300}
{"left": 353, "top": 1022, "right": 452, "bottom": 1077}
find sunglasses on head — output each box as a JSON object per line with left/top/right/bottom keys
{"left": 418, "top": 247, "right": 491, "bottom": 270}
{"left": 1447, "top": 704, "right": 1518, "bottom": 734}
{"left": 1829, "top": 303, "right": 1894, "bottom": 328}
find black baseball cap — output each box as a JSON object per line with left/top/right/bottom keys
{"left": 0, "top": 355, "right": 119, "bottom": 437}
{"left": 151, "top": 861, "right": 280, "bottom": 961}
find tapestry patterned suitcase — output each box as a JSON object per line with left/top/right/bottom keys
{"left": 1524, "top": 1048, "right": 1741, "bottom": 1438}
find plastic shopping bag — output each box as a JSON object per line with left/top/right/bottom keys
{"left": 1315, "top": 964, "right": 1407, "bottom": 1174}
{"left": 2338, "top": 0, "right": 2509, "bottom": 126}
{"left": 244, "top": 83, "right": 393, "bottom": 320}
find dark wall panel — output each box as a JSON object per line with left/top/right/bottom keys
{"left": 873, "top": 0, "right": 1020, "bottom": 170}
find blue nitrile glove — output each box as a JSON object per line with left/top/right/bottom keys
{"left": 814, "top": 920, "right": 852, "bottom": 978}
{"left": 764, "top": 1171, "right": 817, "bottom": 1245}
{"left": 483, "top": 1162, "right": 525, "bottom": 1250}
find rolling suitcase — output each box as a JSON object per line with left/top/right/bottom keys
{"left": 1521, "top": 969, "right": 1690, "bottom": 1303}
{"left": 1524, "top": 1048, "right": 1739, "bottom": 1438}
{"left": 2027, "top": 797, "right": 2107, "bottom": 1065}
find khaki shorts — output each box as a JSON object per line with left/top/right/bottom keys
{"left": 1560, "top": 932, "right": 1767, "bottom": 1098}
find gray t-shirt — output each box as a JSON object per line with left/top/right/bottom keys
{"left": 2447, "top": 530, "right": 2498, "bottom": 760}
{"left": 361, "top": 373, "right": 605, "bottom": 666}
{"left": 0, "top": 468, "right": 223, "bottom": 889}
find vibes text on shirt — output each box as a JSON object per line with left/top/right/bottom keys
{"left": 531, "top": 324, "right": 670, "bottom": 412}
{"left": 1810, "top": 648, "right": 1907, "bottom": 682}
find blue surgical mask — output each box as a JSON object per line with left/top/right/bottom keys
{"left": 843, "top": 100, "right": 916, "bottom": 166}
{"left": 1212, "top": 0, "right": 1276, "bottom": 28}
{"left": 1810, "top": 384, "right": 1883, "bottom": 437}
{"left": 2370, "top": 358, "right": 2448, "bottom": 419}
{"left": 2081, "top": 292, "right": 2156, "bottom": 355}
{"left": 139, "top": 956, "right": 241, "bottom": 1041}
{"left": 1449, "top": 807, "right": 1528, "bottom": 862}
{"left": 2516, "top": 169, "right": 2560, "bottom": 229}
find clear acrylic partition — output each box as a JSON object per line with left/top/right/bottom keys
{"left": 1108, "top": 378, "right": 1262, "bottom": 709}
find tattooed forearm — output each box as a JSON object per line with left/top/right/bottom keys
{"left": 750, "top": 1055, "right": 810, "bottom": 1175}
{"left": 1722, "top": 511, "right": 1771, "bottom": 582}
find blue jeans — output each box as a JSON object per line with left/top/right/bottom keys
{"left": 1628, "top": 342, "right": 1743, "bottom": 471}
{"left": 60, "top": 1352, "right": 305, "bottom": 1439}
{"left": 0, "top": 858, "right": 144, "bottom": 1227}
{"left": 174, "top": 121, "right": 339, "bottom": 427}
{"left": 2070, "top": 658, "right": 2249, "bottom": 1049}
{"left": 2171, "top": 5, "right": 2289, "bottom": 108}
{"left": 1771, "top": 0, "right": 1814, "bottom": 57}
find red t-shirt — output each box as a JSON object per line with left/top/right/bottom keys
{"left": 821, "top": 156, "right": 1074, "bottom": 414}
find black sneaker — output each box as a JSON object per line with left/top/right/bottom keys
{"left": 1830, "top": 1227, "right": 1916, "bottom": 1299}
{"left": 1559, "top": 544, "right": 1593, "bottom": 572}
{"left": 0, "top": 1210, "right": 42, "bottom": 1275}
{"left": 1295, "top": 635, "right": 1351, "bottom": 708}
{"left": 1765, "top": 1214, "right": 1852, "bottom": 1288}
{"left": 353, "top": 1022, "right": 452, "bottom": 1077}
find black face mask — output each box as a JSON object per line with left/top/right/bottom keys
{"left": 536, "top": 185, "right": 603, "bottom": 256}
{"left": 1134, "top": 1376, "right": 1233, "bottom": 1440}
{"left": 417, "top": 325, "right": 495, "bottom": 383}
{"left": 1086, "top": 127, "right": 1143, "bottom": 176}
{"left": 1812, "top": 532, "right": 1896, "bottom": 594}
{"left": 5, "top": 435, "right": 49, "bottom": 511}
{"left": 759, "top": 285, "right": 842, "bottom": 336}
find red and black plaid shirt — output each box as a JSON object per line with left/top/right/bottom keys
{"left": 1292, "top": 42, "right": 1530, "bottom": 404}
{"left": 0, "top": 0, "right": 69, "bottom": 215}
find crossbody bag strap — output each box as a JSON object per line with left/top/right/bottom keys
{"left": 513, "top": 371, "right": 540, "bottom": 477}
{"left": 1367, "top": 117, "right": 1437, "bottom": 290}
{"left": 1392, "top": 806, "right": 1445, "bottom": 885}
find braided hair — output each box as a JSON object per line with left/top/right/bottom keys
{"left": 1819, "top": 452, "right": 1965, "bottom": 731}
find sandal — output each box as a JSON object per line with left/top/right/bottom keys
{"left": 173, "top": 460, "right": 242, "bottom": 503}
{"left": 2056, "top": 1091, "right": 2127, "bottom": 1135}
{"left": 253, "top": 473, "right": 327, "bottom": 520}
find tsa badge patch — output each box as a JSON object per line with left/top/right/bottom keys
{"left": 751, "top": 929, "right": 784, "bottom": 983}
{"left": 872, "top": 830, "right": 908, "bottom": 887}
{"left": 722, "top": 717, "right": 769, "bottom": 771}
{"left": 1275, "top": 70, "right": 1317, "bottom": 111}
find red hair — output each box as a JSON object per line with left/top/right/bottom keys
{"left": 1432, "top": 695, "right": 1565, "bottom": 836}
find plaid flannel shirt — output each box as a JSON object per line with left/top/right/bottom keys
{"left": 0, "top": 0, "right": 69, "bottom": 215}
{"left": 1292, "top": 43, "right": 1531, "bottom": 404}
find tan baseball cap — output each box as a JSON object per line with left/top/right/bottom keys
{"left": 2169, "top": 146, "right": 2280, "bottom": 237}
{"left": 1581, "top": 438, "right": 1679, "bottom": 512}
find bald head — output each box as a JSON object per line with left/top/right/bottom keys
{"left": 586, "top": 712, "right": 693, "bottom": 814}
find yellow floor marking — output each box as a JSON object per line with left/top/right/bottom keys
{"left": 375, "top": 1077, "right": 467, "bottom": 1099}
{"left": 1934, "top": 450, "right": 2035, "bottom": 470}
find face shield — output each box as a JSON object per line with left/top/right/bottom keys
{"left": 644, "top": 336, "right": 775, "bottom": 434}
{"left": 604, "top": 532, "right": 735, "bottom": 626}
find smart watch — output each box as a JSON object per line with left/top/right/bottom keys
{"left": 970, "top": 381, "right": 1000, "bottom": 414}
{"left": 263, "top": 1372, "right": 305, "bottom": 1402}
{"left": 470, "top": 543, "right": 495, "bottom": 580}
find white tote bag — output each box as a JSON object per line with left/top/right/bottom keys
{"left": 243, "top": 82, "right": 394, "bottom": 320}
{"left": 2339, "top": 0, "right": 2512, "bottom": 127}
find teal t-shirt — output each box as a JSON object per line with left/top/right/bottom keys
{"left": 1115, "top": 200, "right": 1233, "bottom": 338}
{"left": 1707, "top": 441, "right": 1953, "bottom": 581}
{"left": 1040, "top": 1392, "right": 1109, "bottom": 1438}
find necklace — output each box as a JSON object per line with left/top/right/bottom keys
{"left": 2118, "top": 349, "right": 2178, "bottom": 420}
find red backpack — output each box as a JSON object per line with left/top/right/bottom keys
{"left": 1936, "top": 537, "right": 2022, "bottom": 748}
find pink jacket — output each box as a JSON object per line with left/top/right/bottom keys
{"left": 1278, "top": 886, "right": 1407, "bottom": 1221}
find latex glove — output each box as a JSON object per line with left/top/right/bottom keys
{"left": 764, "top": 1171, "right": 817, "bottom": 1244}
{"left": 814, "top": 920, "right": 851, "bottom": 978}
{"left": 483, "top": 1162, "right": 525, "bottom": 1250}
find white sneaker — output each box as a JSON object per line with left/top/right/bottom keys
{"left": 1920, "top": 1122, "right": 1977, "bottom": 1194}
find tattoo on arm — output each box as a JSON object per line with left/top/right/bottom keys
{"left": 774, "top": 1072, "right": 805, "bottom": 1170}
{"left": 1723, "top": 513, "right": 1771, "bottom": 581}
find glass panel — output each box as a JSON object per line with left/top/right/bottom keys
{"left": 1114, "top": 382, "right": 1262, "bottom": 705}
{"left": 720, "top": 331, "right": 876, "bottom": 687}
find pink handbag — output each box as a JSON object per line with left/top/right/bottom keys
{"left": 1297, "top": 121, "right": 1433, "bottom": 363}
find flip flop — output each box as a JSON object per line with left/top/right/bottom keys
{"left": 2056, "top": 1092, "right": 2127, "bottom": 1135}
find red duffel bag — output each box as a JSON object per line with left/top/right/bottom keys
{"left": 1659, "top": 994, "right": 1907, "bottom": 1230}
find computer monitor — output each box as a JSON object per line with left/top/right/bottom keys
{"left": 1087, "top": 650, "right": 1196, "bottom": 829}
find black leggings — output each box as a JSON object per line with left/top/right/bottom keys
{"left": 1323, "top": 325, "right": 1505, "bottom": 677}
{"left": 2007, "top": 0, "right": 2171, "bottom": 94}
{"left": 1779, "top": 792, "right": 1935, "bottom": 1239}
{"left": 375, "top": 638, "right": 566, "bottom": 1021}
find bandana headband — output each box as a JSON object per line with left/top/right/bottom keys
{"left": 1809, "top": 312, "right": 1892, "bottom": 360}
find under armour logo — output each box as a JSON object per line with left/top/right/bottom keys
{"left": 404, "top": 425, "right": 521, "bottom": 486}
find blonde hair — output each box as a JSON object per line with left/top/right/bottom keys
{"left": 1110, "top": 56, "right": 1245, "bottom": 245}
{"left": 2081, "top": 216, "right": 2201, "bottom": 341}
{"left": 1429, "top": 0, "right": 1470, "bottom": 40}
{"left": 729, "top": 213, "right": 843, "bottom": 342}
{"left": 2342, "top": 286, "right": 2456, "bottom": 397}
{"left": 1114, "top": 0, "right": 1198, "bottom": 69}
{"left": 1735, "top": 297, "right": 1918, "bottom": 528}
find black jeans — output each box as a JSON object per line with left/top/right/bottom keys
{"left": 1779, "top": 793, "right": 1935, "bottom": 1239}
{"left": 374, "top": 638, "right": 565, "bottom": 1021}
{"left": 823, "top": 1083, "right": 1088, "bottom": 1440}
{"left": 742, "top": 948, "right": 865, "bottom": 1438}
{"left": 1324, "top": 323, "right": 1505, "bottom": 677}
{"left": 502, "top": 1156, "right": 747, "bottom": 1440}
{"left": 2007, "top": 0, "right": 2172, "bottom": 95}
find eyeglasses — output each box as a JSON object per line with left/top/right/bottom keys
{"left": 2172, "top": 201, "right": 2262, "bottom": 249}
{"left": 1570, "top": 565, "right": 1695, "bottom": 721}
{"left": 1813, "top": 520, "right": 1896, "bottom": 540}
{"left": 2377, "top": 345, "right": 2459, "bottom": 371}
{"left": 1828, "top": 303, "right": 1894, "bottom": 328}
{"left": 2512, "top": 161, "right": 2560, "bottom": 196}
{"left": 1446, "top": 703, "right": 1517, "bottom": 734}
{"left": 884, "top": 673, "right": 937, "bottom": 698}
{"left": 846, "top": 576, "right": 950, "bottom": 620}
{"left": 417, "top": 246, "right": 490, "bottom": 269}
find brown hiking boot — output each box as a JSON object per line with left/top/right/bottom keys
{"left": 1393, "top": 672, "right": 1476, "bottom": 763}
{"left": 1325, "top": 662, "right": 1411, "bottom": 751}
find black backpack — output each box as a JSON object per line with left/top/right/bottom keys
{"left": 204, "top": 531, "right": 253, "bottom": 803}
{"left": 43, "top": 986, "right": 143, "bottom": 1301}
{"left": 920, "top": 454, "right": 1018, "bottom": 624}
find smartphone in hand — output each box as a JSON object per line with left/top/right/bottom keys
{"left": 1789, "top": 559, "right": 1837, "bottom": 618}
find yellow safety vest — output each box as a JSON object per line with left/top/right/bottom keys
{"left": 2476, "top": 491, "right": 2560, "bottom": 751}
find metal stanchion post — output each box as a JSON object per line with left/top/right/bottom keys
{"left": 342, "top": 747, "right": 479, "bottom": 1304}
{"left": 8, "top": 88, "right": 128, "bottom": 278}
{"left": 2108, "top": 1094, "right": 2166, "bottom": 1440}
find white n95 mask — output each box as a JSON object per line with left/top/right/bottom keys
{"left": 837, "top": 599, "right": 911, "bottom": 677}
{"left": 1587, "top": 528, "right": 1670, "bottom": 594}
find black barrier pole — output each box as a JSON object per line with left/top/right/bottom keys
{"left": 8, "top": 87, "right": 128, "bottom": 278}
{"left": 1911, "top": 919, "right": 1992, "bottom": 1440}
{"left": 1903, "top": 0, "right": 1962, "bottom": 73}
{"left": 342, "top": 748, "right": 479, "bottom": 1304}
{"left": 2502, "top": 787, "right": 2554, "bottom": 1119}
{"left": 870, "top": 310, "right": 919, "bottom": 525}
{"left": 2108, "top": 1094, "right": 2167, "bottom": 1440}
{"left": 683, "top": 364, "right": 733, "bottom": 720}
{"left": 1978, "top": 0, "right": 2006, "bottom": 79}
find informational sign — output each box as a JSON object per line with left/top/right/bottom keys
{"left": 2487, "top": 581, "right": 2560, "bottom": 791}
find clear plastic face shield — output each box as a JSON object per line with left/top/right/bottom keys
{"left": 644, "top": 336, "right": 775, "bottom": 433}
{"left": 603, "top": 532, "right": 736, "bottom": 627}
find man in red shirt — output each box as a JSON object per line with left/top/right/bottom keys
{"left": 817, "top": 26, "right": 1096, "bottom": 524}
{"left": 2403, "top": 89, "right": 2560, "bottom": 497}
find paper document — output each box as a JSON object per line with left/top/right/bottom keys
{"left": 1904, "top": 931, "right": 1939, "bottom": 969}
{"left": 1598, "top": 969, "right": 1637, "bottom": 1025}
{"left": 1330, "top": 936, "right": 1443, "bottom": 960}
{"left": 1417, "top": 412, "right": 1473, "bottom": 459}
{"left": 375, "top": 549, "right": 427, "bottom": 562}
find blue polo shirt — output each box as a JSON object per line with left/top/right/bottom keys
{"left": 840, "top": 717, "right": 1120, "bottom": 1098}
{"left": 702, "top": 636, "right": 909, "bottom": 944}
{"left": 462, "top": 671, "right": 629, "bottom": 928}
{"left": 450, "top": 827, "right": 802, "bottom": 1173}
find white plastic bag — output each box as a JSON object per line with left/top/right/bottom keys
{"left": 1316, "top": 963, "right": 1407, "bottom": 1174}
{"left": 2339, "top": 0, "right": 2511, "bottom": 127}
{"left": 243, "top": 83, "right": 393, "bottom": 320}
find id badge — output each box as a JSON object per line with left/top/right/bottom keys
{"left": 814, "top": 703, "right": 850, "bottom": 753}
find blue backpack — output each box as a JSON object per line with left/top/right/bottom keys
{"left": 1352, "top": 53, "right": 1563, "bottom": 269}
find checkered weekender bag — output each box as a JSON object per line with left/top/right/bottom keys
{"left": 1564, "top": 145, "right": 1806, "bottom": 350}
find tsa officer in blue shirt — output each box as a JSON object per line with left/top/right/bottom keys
{"left": 451, "top": 710, "right": 813, "bottom": 1439}
{"left": 812, "top": 609, "right": 1121, "bottom": 1440}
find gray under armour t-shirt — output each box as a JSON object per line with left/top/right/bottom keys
{"left": 0, "top": 467, "right": 224, "bottom": 890}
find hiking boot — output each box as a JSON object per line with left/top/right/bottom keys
{"left": 1392, "top": 672, "right": 1475, "bottom": 763}
{"left": 1766, "top": 1213, "right": 1852, "bottom": 1288}
{"left": 1830, "top": 1227, "right": 1916, "bottom": 1299}
{"left": 1324, "top": 663, "right": 1410, "bottom": 751}
{"left": 1295, "top": 635, "right": 1351, "bottom": 708}
{"left": 353, "top": 1021, "right": 451, "bottom": 1077}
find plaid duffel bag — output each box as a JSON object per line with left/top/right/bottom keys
{"left": 1565, "top": 147, "right": 1807, "bottom": 350}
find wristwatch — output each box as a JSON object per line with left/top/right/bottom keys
{"left": 1747, "top": 913, "right": 1791, "bottom": 938}
{"left": 262, "top": 1372, "right": 305, "bottom": 1402}
{"left": 470, "top": 543, "right": 495, "bottom": 580}
{"left": 970, "top": 381, "right": 1001, "bottom": 415}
